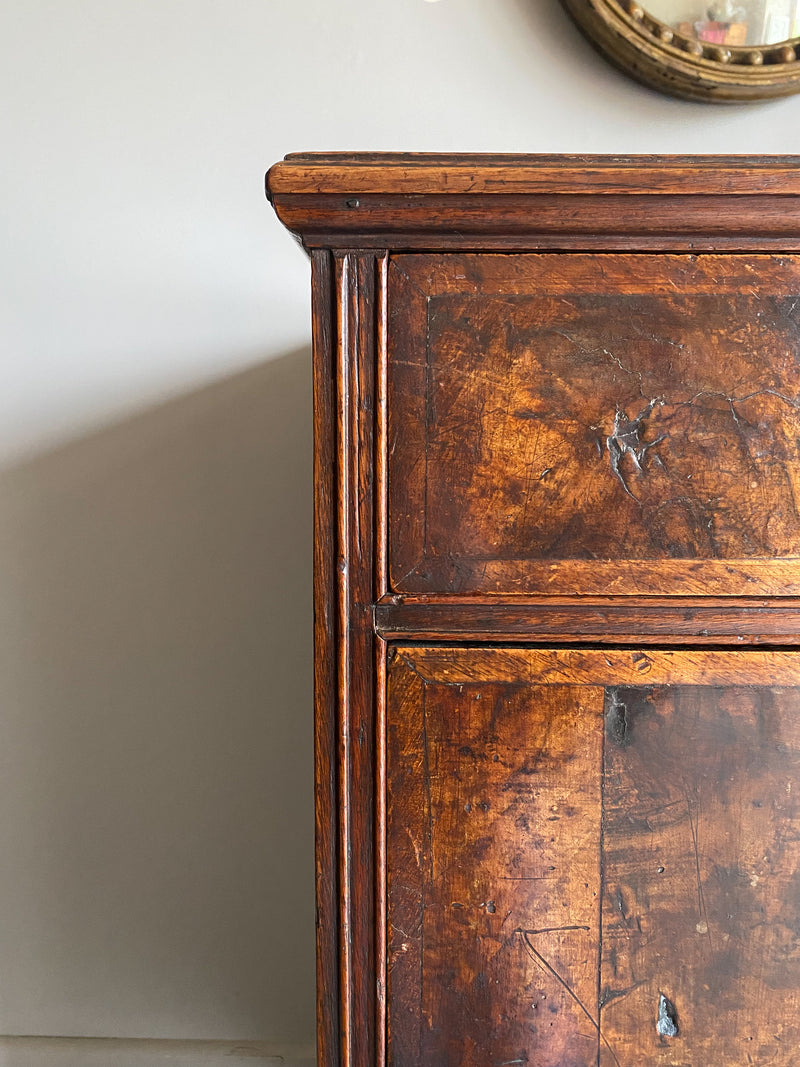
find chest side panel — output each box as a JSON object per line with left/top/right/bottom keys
{"left": 387, "top": 254, "right": 800, "bottom": 596}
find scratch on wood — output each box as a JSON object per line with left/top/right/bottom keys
{"left": 685, "top": 788, "right": 713, "bottom": 949}
{"left": 517, "top": 930, "right": 622, "bottom": 1067}
{"left": 599, "top": 982, "right": 644, "bottom": 1009}
{"left": 520, "top": 925, "right": 591, "bottom": 935}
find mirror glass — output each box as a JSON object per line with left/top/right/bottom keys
{"left": 646, "top": 0, "right": 800, "bottom": 45}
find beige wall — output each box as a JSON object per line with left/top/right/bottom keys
{"left": 1, "top": 0, "right": 799, "bottom": 1060}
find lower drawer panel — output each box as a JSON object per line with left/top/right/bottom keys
{"left": 386, "top": 647, "right": 800, "bottom": 1066}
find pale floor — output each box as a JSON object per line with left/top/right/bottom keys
{"left": 0, "top": 1038, "right": 315, "bottom": 1066}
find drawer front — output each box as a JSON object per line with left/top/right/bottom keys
{"left": 386, "top": 646, "right": 800, "bottom": 1067}
{"left": 387, "top": 253, "right": 800, "bottom": 596}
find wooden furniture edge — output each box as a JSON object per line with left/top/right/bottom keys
{"left": 266, "top": 155, "right": 800, "bottom": 250}
{"left": 267, "top": 153, "right": 800, "bottom": 196}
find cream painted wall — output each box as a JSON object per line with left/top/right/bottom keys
{"left": 1, "top": 0, "right": 800, "bottom": 1054}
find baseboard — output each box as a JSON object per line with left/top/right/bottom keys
{"left": 0, "top": 1037, "right": 316, "bottom": 1066}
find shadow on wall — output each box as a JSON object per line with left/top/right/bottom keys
{"left": 0, "top": 351, "right": 315, "bottom": 1044}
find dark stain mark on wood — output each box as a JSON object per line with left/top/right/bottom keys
{"left": 631, "top": 651, "right": 653, "bottom": 675}
{"left": 606, "top": 689, "right": 629, "bottom": 748}
{"left": 606, "top": 685, "right": 655, "bottom": 752}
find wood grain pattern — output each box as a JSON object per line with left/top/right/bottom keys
{"left": 269, "top": 194, "right": 800, "bottom": 252}
{"left": 600, "top": 683, "right": 800, "bottom": 1065}
{"left": 268, "top": 154, "right": 800, "bottom": 197}
{"left": 388, "top": 647, "right": 800, "bottom": 1067}
{"left": 267, "top": 155, "right": 800, "bottom": 251}
{"left": 387, "top": 649, "right": 604, "bottom": 1067}
{"left": 375, "top": 596, "right": 800, "bottom": 645}
{"left": 268, "top": 155, "right": 800, "bottom": 251}
{"left": 385, "top": 260, "right": 427, "bottom": 592}
{"left": 399, "top": 647, "right": 800, "bottom": 688}
{"left": 310, "top": 249, "right": 339, "bottom": 1067}
{"left": 388, "top": 253, "right": 800, "bottom": 597}
{"left": 325, "top": 252, "right": 386, "bottom": 1067}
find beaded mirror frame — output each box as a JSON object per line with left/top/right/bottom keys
{"left": 561, "top": 0, "right": 800, "bottom": 101}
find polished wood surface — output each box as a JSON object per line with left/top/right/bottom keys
{"left": 310, "top": 249, "right": 339, "bottom": 1067}
{"left": 268, "top": 156, "right": 800, "bottom": 1067}
{"left": 269, "top": 154, "right": 800, "bottom": 196}
{"left": 267, "top": 155, "right": 800, "bottom": 251}
{"left": 388, "top": 647, "right": 800, "bottom": 1066}
{"left": 375, "top": 595, "right": 800, "bottom": 644}
{"left": 387, "top": 648, "right": 603, "bottom": 1067}
{"left": 601, "top": 681, "right": 800, "bottom": 1065}
{"left": 388, "top": 253, "right": 800, "bottom": 596}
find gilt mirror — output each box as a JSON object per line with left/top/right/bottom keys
{"left": 561, "top": 0, "right": 800, "bottom": 100}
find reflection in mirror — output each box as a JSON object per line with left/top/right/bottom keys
{"left": 647, "top": 0, "right": 800, "bottom": 46}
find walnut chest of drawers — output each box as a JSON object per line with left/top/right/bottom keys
{"left": 267, "top": 155, "right": 800, "bottom": 1067}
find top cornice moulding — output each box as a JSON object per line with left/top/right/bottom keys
{"left": 267, "top": 153, "right": 800, "bottom": 196}
{"left": 265, "top": 153, "right": 800, "bottom": 252}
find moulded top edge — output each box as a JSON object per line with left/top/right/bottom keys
{"left": 267, "top": 153, "right": 800, "bottom": 197}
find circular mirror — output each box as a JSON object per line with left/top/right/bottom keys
{"left": 561, "top": 0, "right": 800, "bottom": 100}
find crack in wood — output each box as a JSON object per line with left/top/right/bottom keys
{"left": 606, "top": 398, "right": 667, "bottom": 500}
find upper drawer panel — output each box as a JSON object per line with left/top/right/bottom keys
{"left": 387, "top": 253, "right": 800, "bottom": 596}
